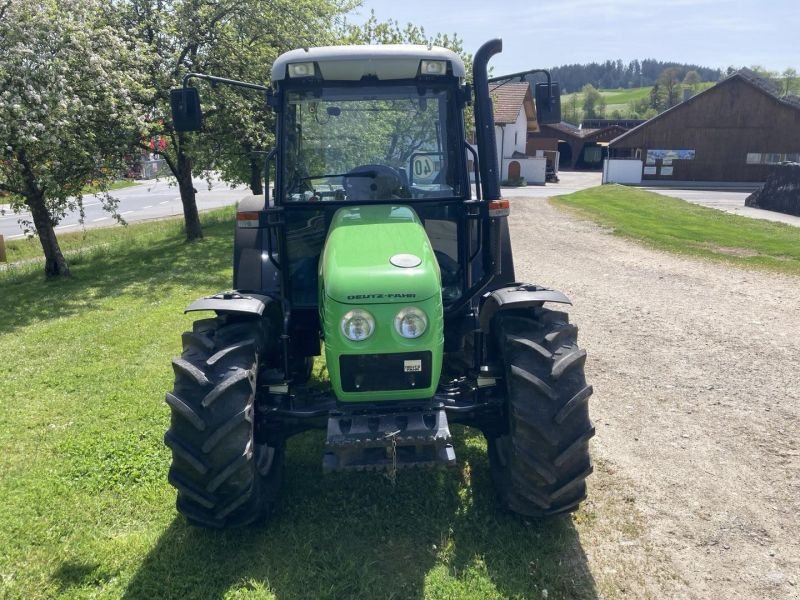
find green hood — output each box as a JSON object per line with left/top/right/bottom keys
{"left": 320, "top": 205, "right": 440, "bottom": 305}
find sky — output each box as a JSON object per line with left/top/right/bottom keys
{"left": 348, "top": 0, "right": 799, "bottom": 77}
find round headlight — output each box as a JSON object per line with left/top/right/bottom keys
{"left": 394, "top": 307, "right": 427, "bottom": 339}
{"left": 341, "top": 309, "right": 375, "bottom": 341}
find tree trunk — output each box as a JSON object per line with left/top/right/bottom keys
{"left": 176, "top": 140, "right": 203, "bottom": 241}
{"left": 249, "top": 157, "right": 263, "bottom": 196}
{"left": 27, "top": 192, "right": 70, "bottom": 277}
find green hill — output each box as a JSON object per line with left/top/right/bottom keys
{"left": 560, "top": 83, "right": 715, "bottom": 122}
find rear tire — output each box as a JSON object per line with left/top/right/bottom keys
{"left": 488, "top": 307, "right": 594, "bottom": 517}
{"left": 165, "top": 316, "right": 283, "bottom": 528}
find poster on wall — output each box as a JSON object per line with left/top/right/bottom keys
{"left": 643, "top": 166, "right": 657, "bottom": 175}
{"left": 661, "top": 166, "right": 674, "bottom": 176}
{"left": 646, "top": 149, "right": 695, "bottom": 162}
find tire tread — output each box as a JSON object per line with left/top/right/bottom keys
{"left": 488, "top": 307, "right": 594, "bottom": 518}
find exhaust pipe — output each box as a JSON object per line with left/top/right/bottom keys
{"left": 473, "top": 39, "right": 503, "bottom": 201}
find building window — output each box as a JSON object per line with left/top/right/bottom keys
{"left": 766, "top": 153, "right": 783, "bottom": 164}
{"left": 746, "top": 153, "right": 761, "bottom": 164}
{"left": 746, "top": 152, "right": 800, "bottom": 165}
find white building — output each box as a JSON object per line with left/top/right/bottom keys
{"left": 490, "top": 82, "right": 546, "bottom": 184}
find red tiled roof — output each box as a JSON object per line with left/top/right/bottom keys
{"left": 489, "top": 82, "right": 531, "bottom": 124}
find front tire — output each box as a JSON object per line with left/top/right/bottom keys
{"left": 488, "top": 307, "right": 594, "bottom": 517}
{"left": 164, "top": 316, "right": 283, "bottom": 528}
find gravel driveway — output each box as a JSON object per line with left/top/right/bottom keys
{"left": 508, "top": 193, "right": 800, "bottom": 598}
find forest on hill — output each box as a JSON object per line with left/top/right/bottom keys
{"left": 548, "top": 59, "right": 723, "bottom": 93}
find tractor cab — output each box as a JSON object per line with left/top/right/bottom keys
{"left": 272, "top": 45, "right": 469, "bottom": 204}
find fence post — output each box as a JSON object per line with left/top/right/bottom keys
{"left": 0, "top": 235, "right": 6, "bottom": 263}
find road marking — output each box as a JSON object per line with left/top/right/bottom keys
{"left": 173, "top": 197, "right": 180, "bottom": 201}
{"left": 143, "top": 205, "right": 153, "bottom": 209}
{"left": 160, "top": 201, "right": 168, "bottom": 204}
{"left": 8, "top": 233, "right": 26, "bottom": 240}
{"left": 56, "top": 224, "right": 77, "bottom": 230}
{"left": 121, "top": 211, "right": 134, "bottom": 215}
{"left": 92, "top": 217, "right": 109, "bottom": 222}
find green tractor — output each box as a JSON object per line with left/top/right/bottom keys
{"left": 166, "top": 40, "right": 593, "bottom": 528}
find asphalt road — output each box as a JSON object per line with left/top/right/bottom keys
{"left": 4, "top": 170, "right": 797, "bottom": 239}
{"left": 0, "top": 177, "right": 249, "bottom": 240}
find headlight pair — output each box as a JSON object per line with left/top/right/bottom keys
{"left": 341, "top": 307, "right": 427, "bottom": 341}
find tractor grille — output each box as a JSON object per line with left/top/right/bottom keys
{"left": 340, "top": 351, "right": 432, "bottom": 392}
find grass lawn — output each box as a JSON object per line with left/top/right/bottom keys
{"left": 0, "top": 210, "right": 607, "bottom": 599}
{"left": 551, "top": 185, "right": 800, "bottom": 274}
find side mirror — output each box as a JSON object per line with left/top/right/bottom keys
{"left": 170, "top": 87, "right": 203, "bottom": 132}
{"left": 535, "top": 82, "right": 561, "bottom": 125}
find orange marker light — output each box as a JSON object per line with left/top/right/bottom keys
{"left": 488, "top": 199, "right": 510, "bottom": 217}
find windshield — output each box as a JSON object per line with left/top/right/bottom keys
{"left": 281, "top": 85, "right": 464, "bottom": 202}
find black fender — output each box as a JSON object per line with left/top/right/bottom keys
{"left": 185, "top": 291, "right": 272, "bottom": 316}
{"left": 479, "top": 283, "right": 571, "bottom": 334}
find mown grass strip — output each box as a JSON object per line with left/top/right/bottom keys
{"left": 2, "top": 206, "right": 237, "bottom": 271}
{"left": 551, "top": 185, "right": 800, "bottom": 275}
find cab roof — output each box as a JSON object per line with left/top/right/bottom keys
{"left": 271, "top": 45, "right": 466, "bottom": 82}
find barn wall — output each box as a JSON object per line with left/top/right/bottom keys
{"left": 610, "top": 78, "right": 800, "bottom": 182}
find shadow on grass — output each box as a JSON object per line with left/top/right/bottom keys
{"left": 52, "top": 561, "right": 103, "bottom": 592}
{"left": 119, "top": 428, "right": 597, "bottom": 600}
{"left": 0, "top": 221, "right": 234, "bottom": 336}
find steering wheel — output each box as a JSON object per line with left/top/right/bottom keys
{"left": 343, "top": 164, "right": 407, "bottom": 200}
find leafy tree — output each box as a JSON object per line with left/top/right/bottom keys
{"left": 564, "top": 94, "right": 581, "bottom": 124}
{"left": 630, "top": 95, "right": 651, "bottom": 118}
{"left": 113, "top": 0, "right": 355, "bottom": 241}
{"left": 681, "top": 70, "right": 702, "bottom": 101}
{"left": 0, "top": 0, "right": 141, "bottom": 277}
{"left": 649, "top": 83, "right": 663, "bottom": 110}
{"left": 657, "top": 67, "right": 682, "bottom": 108}
{"left": 581, "top": 84, "right": 605, "bottom": 119}
{"left": 683, "top": 69, "right": 702, "bottom": 92}
{"left": 781, "top": 68, "right": 799, "bottom": 96}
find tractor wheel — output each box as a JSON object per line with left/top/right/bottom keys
{"left": 164, "top": 316, "right": 283, "bottom": 528}
{"left": 488, "top": 307, "right": 594, "bottom": 517}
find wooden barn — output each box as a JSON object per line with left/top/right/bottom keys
{"left": 609, "top": 70, "right": 800, "bottom": 183}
